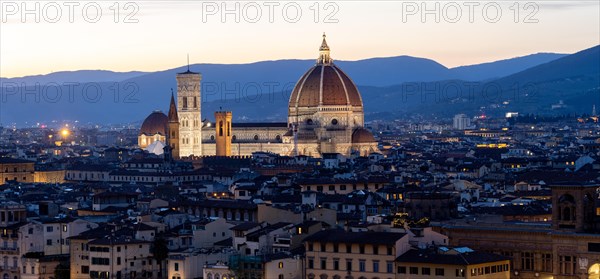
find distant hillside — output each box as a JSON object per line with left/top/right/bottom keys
{"left": 2, "top": 52, "right": 566, "bottom": 89}
{"left": 496, "top": 46, "right": 599, "bottom": 84}
{"left": 360, "top": 45, "right": 600, "bottom": 118}
{"left": 0, "top": 70, "right": 147, "bottom": 85}
{"left": 0, "top": 48, "right": 592, "bottom": 126}
{"left": 450, "top": 53, "right": 567, "bottom": 81}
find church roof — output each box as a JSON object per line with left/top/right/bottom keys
{"left": 168, "top": 92, "right": 178, "bottom": 122}
{"left": 139, "top": 111, "right": 168, "bottom": 136}
{"left": 289, "top": 64, "right": 362, "bottom": 108}
{"left": 145, "top": 140, "right": 165, "bottom": 155}
{"left": 289, "top": 34, "right": 363, "bottom": 108}
{"left": 352, "top": 128, "right": 376, "bottom": 143}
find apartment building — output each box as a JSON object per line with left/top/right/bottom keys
{"left": 303, "top": 229, "right": 410, "bottom": 279}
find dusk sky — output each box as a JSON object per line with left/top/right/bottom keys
{"left": 1, "top": 1, "right": 599, "bottom": 78}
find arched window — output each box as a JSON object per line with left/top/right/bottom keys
{"left": 558, "top": 194, "right": 576, "bottom": 222}
{"left": 563, "top": 207, "right": 571, "bottom": 221}
{"left": 254, "top": 135, "right": 259, "bottom": 141}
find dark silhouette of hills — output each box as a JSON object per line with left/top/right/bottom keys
{"left": 2, "top": 47, "right": 596, "bottom": 126}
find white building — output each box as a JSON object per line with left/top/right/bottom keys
{"left": 177, "top": 68, "right": 203, "bottom": 157}
{"left": 453, "top": 114, "right": 471, "bottom": 130}
{"left": 19, "top": 218, "right": 99, "bottom": 256}
{"left": 167, "top": 248, "right": 232, "bottom": 279}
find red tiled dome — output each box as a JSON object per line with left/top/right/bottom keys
{"left": 288, "top": 64, "right": 363, "bottom": 108}
{"left": 139, "top": 111, "right": 168, "bottom": 136}
{"left": 352, "top": 128, "right": 376, "bottom": 143}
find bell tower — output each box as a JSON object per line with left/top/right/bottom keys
{"left": 176, "top": 60, "right": 202, "bottom": 157}
{"left": 214, "top": 110, "right": 232, "bottom": 157}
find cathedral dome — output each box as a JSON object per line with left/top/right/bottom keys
{"left": 288, "top": 34, "right": 363, "bottom": 109}
{"left": 352, "top": 128, "right": 376, "bottom": 143}
{"left": 140, "top": 111, "right": 168, "bottom": 136}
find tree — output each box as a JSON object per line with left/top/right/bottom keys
{"left": 152, "top": 237, "right": 169, "bottom": 279}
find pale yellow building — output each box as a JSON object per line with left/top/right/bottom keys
{"left": 0, "top": 157, "right": 34, "bottom": 184}
{"left": 395, "top": 248, "right": 510, "bottom": 279}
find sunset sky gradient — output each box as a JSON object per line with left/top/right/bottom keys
{"left": 1, "top": 1, "right": 599, "bottom": 78}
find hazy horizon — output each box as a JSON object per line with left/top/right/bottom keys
{"left": 1, "top": 48, "right": 584, "bottom": 79}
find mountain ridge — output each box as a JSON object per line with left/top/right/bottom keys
{"left": 1, "top": 46, "right": 597, "bottom": 126}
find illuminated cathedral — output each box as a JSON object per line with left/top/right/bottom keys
{"left": 138, "top": 34, "right": 378, "bottom": 158}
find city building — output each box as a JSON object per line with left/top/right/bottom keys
{"left": 303, "top": 229, "right": 410, "bottom": 279}
{"left": 140, "top": 34, "right": 379, "bottom": 158}
{"left": 0, "top": 157, "right": 34, "bottom": 184}
{"left": 453, "top": 114, "right": 472, "bottom": 130}
{"left": 441, "top": 183, "right": 600, "bottom": 279}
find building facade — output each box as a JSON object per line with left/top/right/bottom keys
{"left": 0, "top": 158, "right": 34, "bottom": 184}
{"left": 142, "top": 34, "right": 379, "bottom": 158}
{"left": 441, "top": 183, "right": 600, "bottom": 279}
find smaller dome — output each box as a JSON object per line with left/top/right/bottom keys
{"left": 140, "top": 111, "right": 168, "bottom": 136}
{"left": 352, "top": 128, "right": 376, "bottom": 143}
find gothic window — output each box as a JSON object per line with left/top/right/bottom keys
{"left": 558, "top": 194, "right": 576, "bottom": 222}
{"left": 219, "top": 121, "right": 224, "bottom": 137}
{"left": 183, "top": 98, "right": 188, "bottom": 109}
{"left": 194, "top": 97, "right": 197, "bottom": 108}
